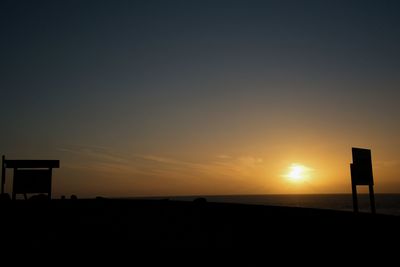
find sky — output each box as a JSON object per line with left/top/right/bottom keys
{"left": 1, "top": 0, "right": 400, "bottom": 197}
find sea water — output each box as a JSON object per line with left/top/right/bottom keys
{"left": 164, "top": 194, "right": 400, "bottom": 216}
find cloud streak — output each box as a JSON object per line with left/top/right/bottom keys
{"left": 58, "top": 145, "right": 268, "bottom": 181}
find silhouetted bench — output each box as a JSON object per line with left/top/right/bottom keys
{"left": 1, "top": 156, "right": 60, "bottom": 200}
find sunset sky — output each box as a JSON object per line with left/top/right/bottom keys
{"left": 1, "top": 0, "right": 400, "bottom": 197}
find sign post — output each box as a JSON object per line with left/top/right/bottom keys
{"left": 350, "top": 147, "right": 375, "bottom": 214}
{"left": 1, "top": 155, "right": 5, "bottom": 195}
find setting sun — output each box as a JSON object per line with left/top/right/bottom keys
{"left": 284, "top": 163, "right": 313, "bottom": 183}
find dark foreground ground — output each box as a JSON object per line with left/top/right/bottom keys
{"left": 1, "top": 198, "right": 399, "bottom": 253}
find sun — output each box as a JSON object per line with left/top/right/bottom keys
{"left": 283, "top": 163, "right": 313, "bottom": 183}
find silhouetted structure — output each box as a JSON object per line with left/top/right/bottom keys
{"left": 350, "top": 147, "right": 376, "bottom": 214}
{"left": 1, "top": 155, "right": 60, "bottom": 200}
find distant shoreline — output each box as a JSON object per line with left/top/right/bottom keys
{"left": 112, "top": 193, "right": 400, "bottom": 216}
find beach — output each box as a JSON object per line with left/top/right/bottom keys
{"left": 1, "top": 198, "right": 399, "bottom": 251}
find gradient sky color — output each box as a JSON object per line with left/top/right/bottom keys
{"left": 1, "top": 0, "right": 400, "bottom": 197}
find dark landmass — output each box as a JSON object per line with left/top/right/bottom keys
{"left": 1, "top": 198, "right": 399, "bottom": 252}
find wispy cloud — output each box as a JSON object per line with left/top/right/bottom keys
{"left": 58, "top": 145, "right": 130, "bottom": 164}
{"left": 58, "top": 145, "right": 267, "bottom": 181}
{"left": 217, "top": 154, "right": 232, "bottom": 159}
{"left": 375, "top": 160, "right": 400, "bottom": 169}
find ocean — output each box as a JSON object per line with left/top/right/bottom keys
{"left": 155, "top": 194, "right": 400, "bottom": 216}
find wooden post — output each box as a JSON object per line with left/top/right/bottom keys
{"left": 1, "top": 155, "right": 5, "bottom": 195}
{"left": 369, "top": 184, "right": 376, "bottom": 214}
{"left": 48, "top": 168, "right": 52, "bottom": 200}
{"left": 12, "top": 168, "right": 16, "bottom": 200}
{"left": 352, "top": 182, "right": 359, "bottom": 213}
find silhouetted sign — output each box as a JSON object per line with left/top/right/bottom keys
{"left": 1, "top": 156, "right": 60, "bottom": 200}
{"left": 5, "top": 160, "right": 59, "bottom": 169}
{"left": 13, "top": 169, "right": 52, "bottom": 194}
{"left": 350, "top": 148, "right": 373, "bottom": 185}
{"left": 349, "top": 147, "right": 376, "bottom": 214}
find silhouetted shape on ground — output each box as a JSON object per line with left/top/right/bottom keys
{"left": 0, "top": 193, "right": 10, "bottom": 202}
{"left": 193, "top": 197, "right": 207, "bottom": 204}
{"left": 70, "top": 194, "right": 78, "bottom": 200}
{"left": 29, "top": 194, "right": 49, "bottom": 201}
